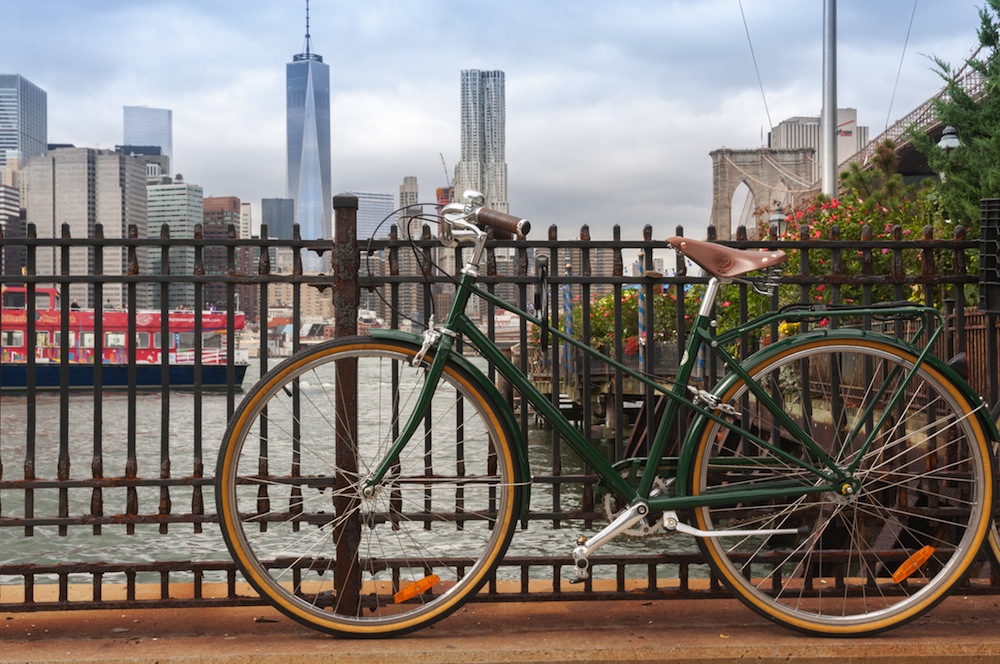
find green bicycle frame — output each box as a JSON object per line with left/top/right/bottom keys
{"left": 364, "top": 267, "right": 970, "bottom": 512}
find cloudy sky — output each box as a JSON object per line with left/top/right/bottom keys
{"left": 5, "top": 1, "right": 989, "bottom": 239}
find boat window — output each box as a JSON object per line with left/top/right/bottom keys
{"left": 53, "top": 331, "right": 68, "bottom": 346}
{"left": 2, "top": 291, "right": 25, "bottom": 308}
{"left": 105, "top": 332, "right": 126, "bottom": 349}
{"left": 80, "top": 332, "right": 95, "bottom": 349}
{"left": 36, "top": 332, "right": 49, "bottom": 347}
{"left": 35, "top": 293, "right": 53, "bottom": 311}
{"left": 203, "top": 332, "right": 224, "bottom": 349}
{"left": 2, "top": 330, "right": 24, "bottom": 347}
{"left": 175, "top": 332, "right": 196, "bottom": 349}
{"left": 152, "top": 333, "right": 176, "bottom": 349}
{"left": 136, "top": 332, "right": 151, "bottom": 349}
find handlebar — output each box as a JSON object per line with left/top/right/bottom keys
{"left": 475, "top": 208, "right": 531, "bottom": 239}
{"left": 439, "top": 191, "right": 530, "bottom": 248}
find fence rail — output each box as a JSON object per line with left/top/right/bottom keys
{"left": 0, "top": 204, "right": 998, "bottom": 613}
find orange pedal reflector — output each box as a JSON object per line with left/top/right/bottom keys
{"left": 394, "top": 574, "right": 441, "bottom": 603}
{"left": 892, "top": 545, "right": 935, "bottom": 583}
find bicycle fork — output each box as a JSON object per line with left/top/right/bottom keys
{"left": 570, "top": 504, "right": 805, "bottom": 583}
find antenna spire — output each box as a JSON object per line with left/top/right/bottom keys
{"left": 304, "top": 0, "right": 311, "bottom": 56}
{"left": 293, "top": 0, "right": 321, "bottom": 62}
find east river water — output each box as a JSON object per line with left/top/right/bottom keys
{"left": 0, "top": 358, "right": 699, "bottom": 585}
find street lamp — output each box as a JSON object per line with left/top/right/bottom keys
{"left": 769, "top": 202, "right": 787, "bottom": 236}
{"left": 937, "top": 125, "right": 960, "bottom": 152}
{"left": 936, "top": 125, "right": 960, "bottom": 189}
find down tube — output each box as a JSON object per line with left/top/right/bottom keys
{"left": 457, "top": 317, "right": 637, "bottom": 502}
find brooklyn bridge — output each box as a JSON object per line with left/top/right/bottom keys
{"left": 709, "top": 42, "right": 986, "bottom": 236}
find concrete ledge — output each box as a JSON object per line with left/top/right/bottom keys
{"left": 4, "top": 594, "right": 1000, "bottom": 663}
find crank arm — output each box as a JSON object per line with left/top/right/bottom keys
{"left": 662, "top": 511, "right": 808, "bottom": 539}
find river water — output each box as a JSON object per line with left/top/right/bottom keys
{"left": 0, "top": 356, "right": 699, "bottom": 584}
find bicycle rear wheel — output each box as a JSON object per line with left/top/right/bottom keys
{"left": 688, "top": 336, "right": 992, "bottom": 636}
{"left": 216, "top": 337, "right": 521, "bottom": 637}
{"left": 986, "top": 403, "right": 1000, "bottom": 566}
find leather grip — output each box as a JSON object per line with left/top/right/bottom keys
{"left": 475, "top": 208, "right": 531, "bottom": 239}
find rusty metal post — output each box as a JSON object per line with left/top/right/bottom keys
{"left": 332, "top": 193, "right": 360, "bottom": 612}
{"left": 334, "top": 194, "right": 360, "bottom": 337}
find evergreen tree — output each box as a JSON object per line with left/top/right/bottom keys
{"left": 912, "top": 0, "right": 1000, "bottom": 229}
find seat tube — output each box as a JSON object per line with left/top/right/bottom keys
{"left": 637, "top": 278, "right": 720, "bottom": 497}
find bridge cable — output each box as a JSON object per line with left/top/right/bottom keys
{"left": 885, "top": 0, "right": 919, "bottom": 132}
{"left": 738, "top": 0, "right": 773, "bottom": 139}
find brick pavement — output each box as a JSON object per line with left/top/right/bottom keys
{"left": 4, "top": 595, "right": 1000, "bottom": 663}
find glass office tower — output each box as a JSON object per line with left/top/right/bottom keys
{"left": 286, "top": 10, "right": 331, "bottom": 272}
{"left": 0, "top": 74, "right": 47, "bottom": 170}
{"left": 123, "top": 106, "right": 173, "bottom": 166}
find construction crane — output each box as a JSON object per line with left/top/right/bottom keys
{"left": 438, "top": 153, "right": 456, "bottom": 204}
{"left": 439, "top": 152, "right": 453, "bottom": 188}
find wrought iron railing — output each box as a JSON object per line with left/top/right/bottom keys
{"left": 0, "top": 202, "right": 997, "bottom": 613}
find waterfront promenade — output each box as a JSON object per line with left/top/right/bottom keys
{"left": 5, "top": 595, "right": 1000, "bottom": 663}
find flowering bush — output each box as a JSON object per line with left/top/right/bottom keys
{"left": 547, "top": 167, "right": 966, "bottom": 353}
{"left": 751, "top": 185, "right": 962, "bottom": 315}
{"left": 567, "top": 283, "right": 702, "bottom": 355}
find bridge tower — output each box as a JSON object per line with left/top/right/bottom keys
{"left": 709, "top": 147, "right": 817, "bottom": 239}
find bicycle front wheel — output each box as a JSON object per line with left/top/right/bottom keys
{"left": 216, "top": 337, "right": 522, "bottom": 637}
{"left": 688, "top": 336, "right": 993, "bottom": 636}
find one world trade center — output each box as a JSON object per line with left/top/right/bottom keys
{"left": 287, "top": 1, "right": 331, "bottom": 272}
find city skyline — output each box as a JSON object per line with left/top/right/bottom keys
{"left": 1, "top": 1, "right": 989, "bottom": 239}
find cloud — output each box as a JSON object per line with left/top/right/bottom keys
{"left": 4, "top": 0, "right": 989, "bottom": 241}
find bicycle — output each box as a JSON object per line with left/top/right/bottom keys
{"left": 216, "top": 191, "right": 998, "bottom": 638}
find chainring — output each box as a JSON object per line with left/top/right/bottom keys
{"left": 601, "top": 463, "right": 670, "bottom": 537}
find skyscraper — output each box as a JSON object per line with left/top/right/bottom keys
{"left": 203, "top": 196, "right": 241, "bottom": 309}
{"left": 147, "top": 176, "right": 203, "bottom": 308}
{"left": 123, "top": 106, "right": 173, "bottom": 170}
{"left": 26, "top": 148, "right": 147, "bottom": 308}
{"left": 769, "top": 109, "right": 869, "bottom": 183}
{"left": 398, "top": 176, "right": 420, "bottom": 239}
{"left": 0, "top": 182, "right": 23, "bottom": 276}
{"left": 262, "top": 197, "right": 296, "bottom": 239}
{"left": 454, "top": 70, "right": 507, "bottom": 213}
{"left": 0, "top": 74, "right": 47, "bottom": 170}
{"left": 351, "top": 191, "right": 394, "bottom": 241}
{"left": 240, "top": 202, "right": 253, "bottom": 239}
{"left": 287, "top": 1, "right": 331, "bottom": 272}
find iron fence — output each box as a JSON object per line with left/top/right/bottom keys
{"left": 0, "top": 199, "right": 998, "bottom": 614}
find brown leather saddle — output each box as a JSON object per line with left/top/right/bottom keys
{"left": 666, "top": 236, "right": 787, "bottom": 278}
